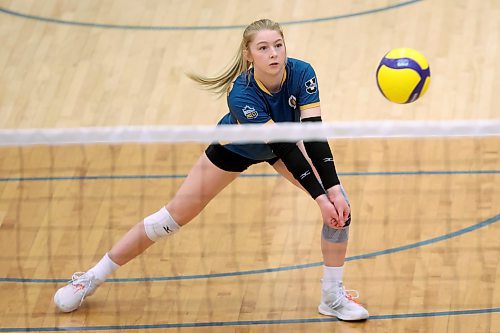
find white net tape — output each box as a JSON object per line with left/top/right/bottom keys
{"left": 0, "top": 120, "right": 499, "bottom": 146}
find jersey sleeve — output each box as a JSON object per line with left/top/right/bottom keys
{"left": 297, "top": 64, "right": 321, "bottom": 111}
{"left": 227, "top": 92, "right": 273, "bottom": 125}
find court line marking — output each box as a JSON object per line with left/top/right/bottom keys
{"left": 2, "top": 213, "right": 498, "bottom": 283}
{"left": 0, "top": 169, "right": 498, "bottom": 183}
{"left": 0, "top": 0, "right": 422, "bottom": 31}
{"left": 0, "top": 307, "right": 498, "bottom": 332}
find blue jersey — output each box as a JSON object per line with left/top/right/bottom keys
{"left": 218, "top": 58, "right": 320, "bottom": 160}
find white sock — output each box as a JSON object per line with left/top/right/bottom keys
{"left": 322, "top": 265, "right": 344, "bottom": 291}
{"left": 88, "top": 253, "right": 120, "bottom": 282}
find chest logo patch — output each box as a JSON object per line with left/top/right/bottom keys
{"left": 288, "top": 95, "right": 297, "bottom": 109}
{"left": 242, "top": 105, "right": 258, "bottom": 119}
{"left": 305, "top": 77, "right": 317, "bottom": 94}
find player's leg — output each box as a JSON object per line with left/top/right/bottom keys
{"left": 109, "top": 151, "right": 240, "bottom": 265}
{"left": 271, "top": 158, "right": 368, "bottom": 321}
{"left": 54, "top": 150, "right": 240, "bottom": 312}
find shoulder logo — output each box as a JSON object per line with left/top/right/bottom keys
{"left": 305, "top": 77, "right": 317, "bottom": 94}
{"left": 242, "top": 105, "right": 258, "bottom": 119}
{"left": 288, "top": 95, "right": 297, "bottom": 109}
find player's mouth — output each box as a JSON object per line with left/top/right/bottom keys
{"left": 269, "top": 62, "right": 280, "bottom": 67}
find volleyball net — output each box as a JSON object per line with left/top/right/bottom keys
{"left": 1, "top": 120, "right": 499, "bottom": 146}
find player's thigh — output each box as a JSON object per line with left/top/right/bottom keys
{"left": 166, "top": 152, "right": 240, "bottom": 224}
{"left": 271, "top": 159, "right": 305, "bottom": 191}
{"left": 271, "top": 143, "right": 320, "bottom": 190}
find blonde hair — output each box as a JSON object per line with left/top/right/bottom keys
{"left": 188, "top": 19, "right": 284, "bottom": 96}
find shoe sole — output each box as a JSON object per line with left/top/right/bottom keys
{"left": 318, "top": 304, "right": 369, "bottom": 321}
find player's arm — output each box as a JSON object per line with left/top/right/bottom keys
{"left": 268, "top": 141, "right": 325, "bottom": 199}
{"left": 268, "top": 140, "right": 344, "bottom": 228}
{"left": 300, "top": 106, "right": 341, "bottom": 190}
{"left": 300, "top": 106, "right": 349, "bottom": 225}
{"left": 296, "top": 64, "right": 341, "bottom": 190}
{"left": 296, "top": 65, "right": 349, "bottom": 225}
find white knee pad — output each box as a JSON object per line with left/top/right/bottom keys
{"left": 143, "top": 207, "right": 180, "bottom": 242}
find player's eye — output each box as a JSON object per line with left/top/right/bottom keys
{"left": 276, "top": 43, "right": 283, "bottom": 48}
{"left": 259, "top": 46, "right": 267, "bottom": 51}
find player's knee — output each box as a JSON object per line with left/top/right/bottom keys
{"left": 322, "top": 216, "right": 350, "bottom": 243}
{"left": 143, "top": 207, "right": 181, "bottom": 242}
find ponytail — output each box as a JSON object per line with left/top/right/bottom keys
{"left": 187, "top": 39, "right": 251, "bottom": 96}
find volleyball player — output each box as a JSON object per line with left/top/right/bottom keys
{"left": 54, "top": 18, "right": 369, "bottom": 321}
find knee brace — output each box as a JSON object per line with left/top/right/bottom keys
{"left": 322, "top": 215, "right": 350, "bottom": 243}
{"left": 143, "top": 207, "right": 180, "bottom": 242}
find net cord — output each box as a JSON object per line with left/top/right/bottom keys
{"left": 0, "top": 120, "right": 499, "bottom": 146}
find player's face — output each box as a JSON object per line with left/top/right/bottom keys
{"left": 247, "top": 30, "right": 286, "bottom": 78}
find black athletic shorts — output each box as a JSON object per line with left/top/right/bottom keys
{"left": 205, "top": 143, "right": 280, "bottom": 172}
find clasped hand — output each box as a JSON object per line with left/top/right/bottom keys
{"left": 315, "top": 185, "right": 350, "bottom": 229}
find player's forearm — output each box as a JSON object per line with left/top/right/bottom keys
{"left": 301, "top": 116, "right": 341, "bottom": 189}
{"left": 268, "top": 142, "right": 326, "bottom": 199}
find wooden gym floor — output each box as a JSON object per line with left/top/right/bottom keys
{"left": 0, "top": 0, "right": 499, "bottom": 332}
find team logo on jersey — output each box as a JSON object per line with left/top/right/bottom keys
{"left": 288, "top": 95, "right": 297, "bottom": 109}
{"left": 242, "top": 105, "right": 258, "bottom": 119}
{"left": 305, "top": 77, "right": 317, "bottom": 94}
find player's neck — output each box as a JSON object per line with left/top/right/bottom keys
{"left": 254, "top": 67, "right": 285, "bottom": 94}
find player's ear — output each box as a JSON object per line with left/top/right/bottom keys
{"left": 243, "top": 48, "right": 253, "bottom": 63}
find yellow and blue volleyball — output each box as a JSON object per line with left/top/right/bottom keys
{"left": 376, "top": 48, "right": 431, "bottom": 104}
